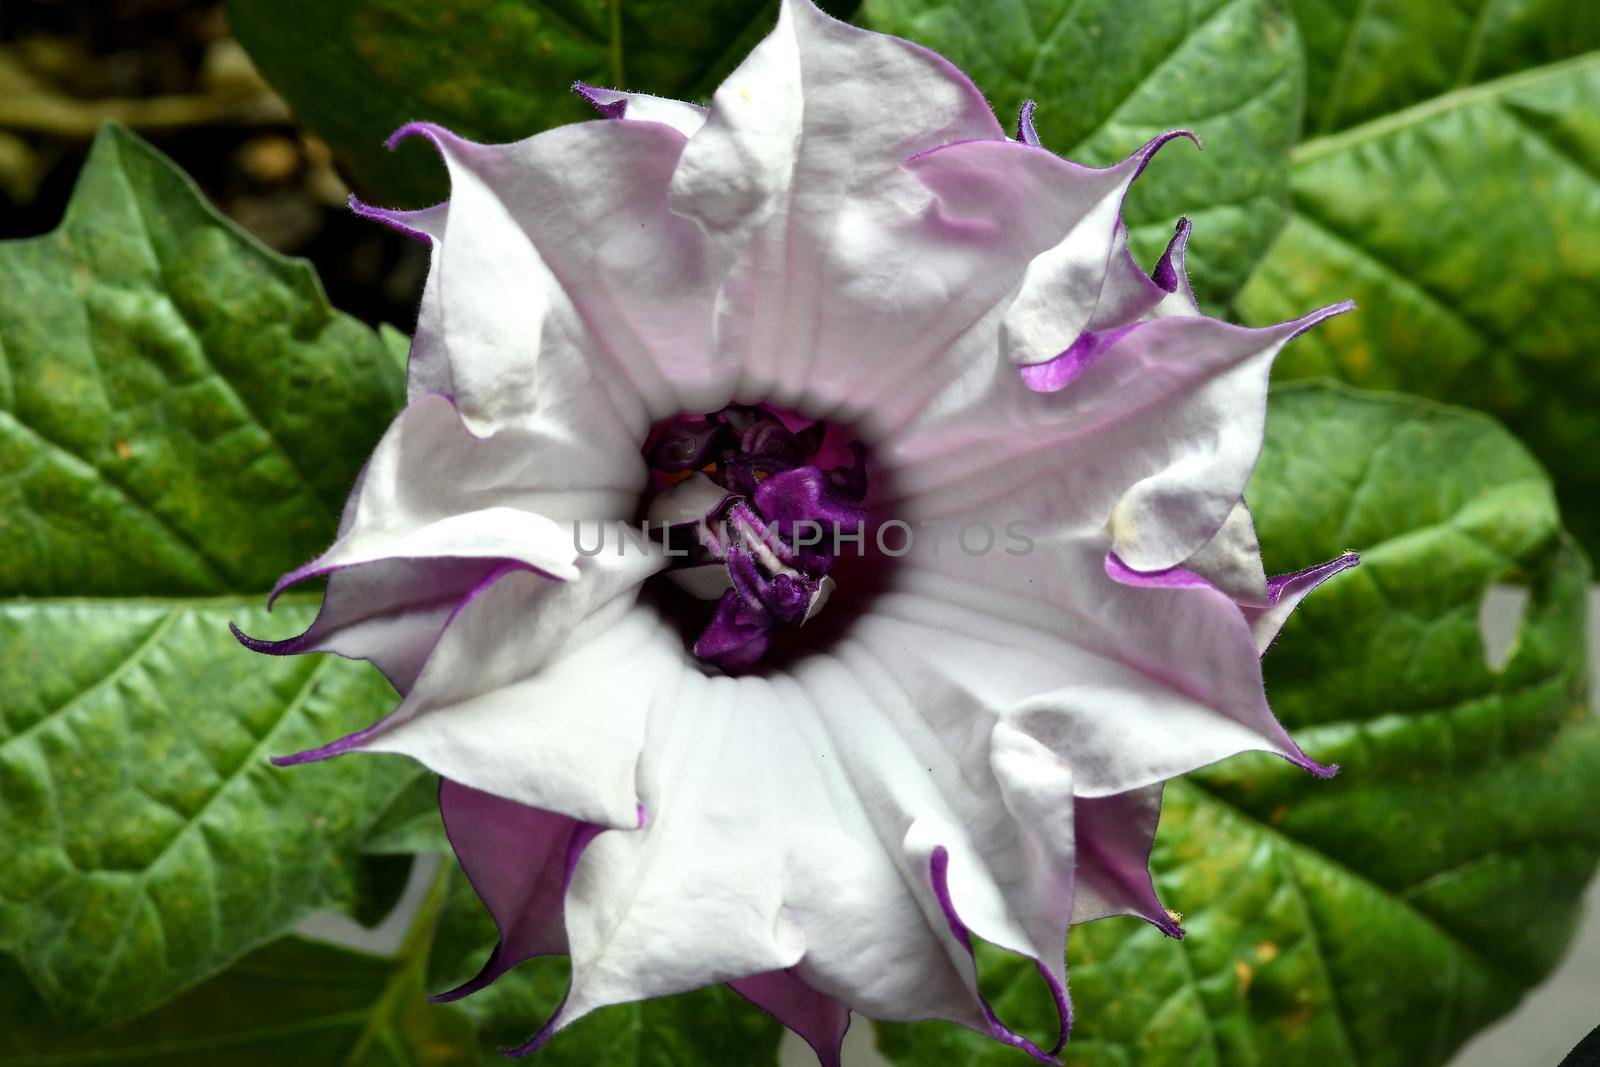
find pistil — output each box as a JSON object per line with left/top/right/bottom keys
{"left": 643, "top": 405, "right": 867, "bottom": 672}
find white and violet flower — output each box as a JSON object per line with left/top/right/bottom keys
{"left": 237, "top": 2, "right": 1356, "bottom": 1061}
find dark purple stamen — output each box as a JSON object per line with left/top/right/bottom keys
{"left": 644, "top": 405, "right": 868, "bottom": 673}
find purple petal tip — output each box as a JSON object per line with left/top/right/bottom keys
{"left": 269, "top": 719, "right": 387, "bottom": 768}
{"left": 230, "top": 619, "right": 318, "bottom": 658}
{"left": 1017, "top": 100, "right": 1041, "bottom": 147}
{"left": 928, "top": 847, "right": 1068, "bottom": 1064}
{"left": 348, "top": 194, "right": 434, "bottom": 244}
{"left": 1289, "top": 753, "right": 1340, "bottom": 779}
{"left": 1120, "top": 129, "right": 1200, "bottom": 190}
{"left": 572, "top": 82, "right": 627, "bottom": 120}
{"left": 1151, "top": 217, "right": 1193, "bottom": 293}
{"left": 1286, "top": 299, "right": 1357, "bottom": 342}
{"left": 384, "top": 120, "right": 448, "bottom": 152}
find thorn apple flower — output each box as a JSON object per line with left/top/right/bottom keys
{"left": 236, "top": 1, "right": 1357, "bottom": 1061}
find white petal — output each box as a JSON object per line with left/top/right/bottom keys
{"left": 1084, "top": 223, "right": 1170, "bottom": 332}
{"left": 852, "top": 536, "right": 1324, "bottom": 797}
{"left": 337, "top": 528, "right": 671, "bottom": 828}
{"left": 1071, "top": 785, "right": 1172, "bottom": 930}
{"left": 392, "top": 118, "right": 719, "bottom": 430}
{"left": 984, "top": 722, "right": 1077, "bottom": 995}
{"left": 999, "top": 137, "right": 1195, "bottom": 366}
{"left": 295, "top": 507, "right": 577, "bottom": 585}
{"left": 239, "top": 556, "right": 514, "bottom": 694}
{"left": 1178, "top": 499, "right": 1270, "bottom": 606}
{"left": 889, "top": 304, "right": 1354, "bottom": 576}
{"left": 239, "top": 396, "right": 618, "bottom": 690}
{"left": 347, "top": 394, "right": 636, "bottom": 524}
{"left": 667, "top": 0, "right": 1018, "bottom": 426}
{"left": 521, "top": 648, "right": 1103, "bottom": 1048}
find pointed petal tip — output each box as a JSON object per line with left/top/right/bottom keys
{"left": 821, "top": 1020, "right": 849, "bottom": 1067}
{"left": 1126, "top": 129, "right": 1198, "bottom": 182}
{"left": 1152, "top": 216, "right": 1195, "bottom": 293}
{"left": 427, "top": 940, "right": 509, "bottom": 1005}
{"left": 1288, "top": 299, "right": 1357, "bottom": 339}
{"left": 348, "top": 194, "right": 435, "bottom": 244}
{"left": 269, "top": 718, "right": 388, "bottom": 768}
{"left": 230, "top": 619, "right": 318, "bottom": 657}
{"left": 502, "top": 995, "right": 568, "bottom": 1059}
{"left": 572, "top": 82, "right": 627, "bottom": 119}
{"left": 265, "top": 559, "right": 322, "bottom": 608}
{"left": 427, "top": 974, "right": 490, "bottom": 1005}
{"left": 927, "top": 846, "right": 1069, "bottom": 1064}
{"left": 1038, "top": 958, "right": 1072, "bottom": 1057}
{"left": 384, "top": 119, "right": 452, "bottom": 152}
{"left": 1017, "top": 100, "right": 1041, "bottom": 147}
{"left": 1292, "top": 753, "right": 1340, "bottom": 779}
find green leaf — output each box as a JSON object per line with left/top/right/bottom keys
{"left": 1235, "top": 6, "right": 1600, "bottom": 551}
{"left": 227, "top": 0, "right": 857, "bottom": 208}
{"left": 352, "top": 853, "right": 427, "bottom": 928}
{"left": 860, "top": 0, "right": 1305, "bottom": 310}
{"left": 364, "top": 773, "right": 450, "bottom": 856}
{"left": 1291, "top": 0, "right": 1600, "bottom": 138}
{"left": 0, "top": 872, "right": 481, "bottom": 1065}
{"left": 877, "top": 383, "right": 1599, "bottom": 1067}
{"left": 28, "top": 852, "right": 788, "bottom": 1067}
{"left": 0, "top": 125, "right": 405, "bottom": 595}
{"left": 0, "top": 125, "right": 413, "bottom": 1027}
{"left": 427, "top": 868, "right": 786, "bottom": 1065}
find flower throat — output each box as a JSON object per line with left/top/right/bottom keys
{"left": 643, "top": 404, "right": 868, "bottom": 673}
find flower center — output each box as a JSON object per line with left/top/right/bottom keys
{"left": 642, "top": 404, "right": 869, "bottom": 673}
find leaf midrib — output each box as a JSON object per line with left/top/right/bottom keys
{"left": 1293, "top": 50, "right": 1600, "bottom": 164}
